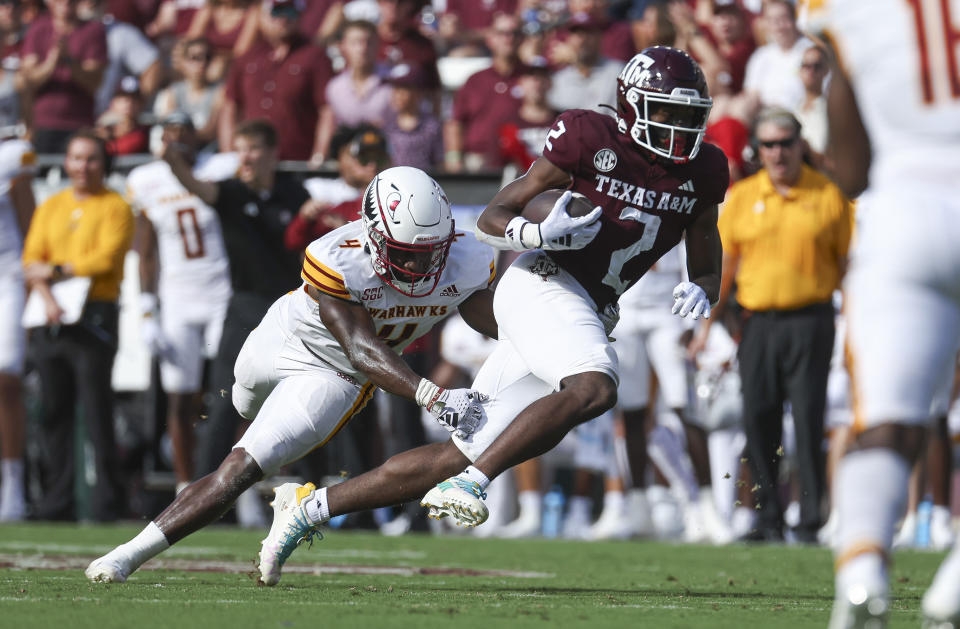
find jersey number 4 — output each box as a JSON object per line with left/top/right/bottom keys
{"left": 176, "top": 208, "right": 206, "bottom": 259}
{"left": 377, "top": 323, "right": 417, "bottom": 348}
{"left": 601, "top": 206, "right": 662, "bottom": 295}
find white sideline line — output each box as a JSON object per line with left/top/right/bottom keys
{"left": 0, "top": 554, "right": 552, "bottom": 579}
{"left": 0, "top": 542, "right": 428, "bottom": 560}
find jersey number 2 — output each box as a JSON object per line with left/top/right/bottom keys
{"left": 601, "top": 206, "right": 662, "bottom": 295}
{"left": 176, "top": 208, "right": 206, "bottom": 259}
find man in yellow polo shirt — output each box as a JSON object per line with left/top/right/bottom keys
{"left": 21, "top": 130, "right": 133, "bottom": 521}
{"left": 715, "top": 107, "right": 853, "bottom": 543}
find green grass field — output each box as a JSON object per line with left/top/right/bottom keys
{"left": 0, "top": 523, "right": 946, "bottom": 628}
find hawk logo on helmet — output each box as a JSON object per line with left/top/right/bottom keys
{"left": 360, "top": 166, "right": 455, "bottom": 297}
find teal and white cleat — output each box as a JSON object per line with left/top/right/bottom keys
{"left": 421, "top": 477, "right": 489, "bottom": 527}
{"left": 258, "top": 482, "right": 322, "bottom": 586}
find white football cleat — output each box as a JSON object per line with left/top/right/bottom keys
{"left": 421, "top": 477, "right": 488, "bottom": 527}
{"left": 85, "top": 554, "right": 131, "bottom": 583}
{"left": 892, "top": 511, "right": 917, "bottom": 549}
{"left": 258, "top": 482, "right": 322, "bottom": 586}
{"left": 828, "top": 582, "right": 889, "bottom": 629}
{"left": 922, "top": 545, "right": 960, "bottom": 628}
{"left": 930, "top": 506, "right": 956, "bottom": 551}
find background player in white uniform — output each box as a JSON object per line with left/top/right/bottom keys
{"left": 814, "top": 1, "right": 960, "bottom": 626}
{"left": 126, "top": 114, "right": 232, "bottom": 493}
{"left": 614, "top": 243, "right": 731, "bottom": 543}
{"left": 85, "top": 167, "right": 498, "bottom": 585}
{"left": 0, "top": 138, "right": 34, "bottom": 521}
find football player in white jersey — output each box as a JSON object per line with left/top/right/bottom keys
{"left": 815, "top": 1, "right": 960, "bottom": 627}
{"left": 613, "top": 244, "right": 732, "bottom": 543}
{"left": 126, "top": 113, "right": 232, "bottom": 493}
{"left": 0, "top": 137, "right": 35, "bottom": 521}
{"left": 85, "top": 166, "right": 498, "bottom": 584}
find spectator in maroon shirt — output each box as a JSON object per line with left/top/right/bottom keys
{"left": 670, "top": 0, "right": 754, "bottom": 96}
{"left": 106, "top": 0, "right": 162, "bottom": 32}
{"left": 445, "top": 12, "right": 524, "bottom": 173}
{"left": 19, "top": 0, "right": 108, "bottom": 154}
{"left": 499, "top": 63, "right": 557, "bottom": 172}
{"left": 376, "top": 0, "right": 440, "bottom": 90}
{"left": 96, "top": 76, "right": 149, "bottom": 155}
{"left": 186, "top": 0, "right": 259, "bottom": 83}
{"left": 0, "top": 0, "right": 25, "bottom": 61}
{"left": 547, "top": 0, "right": 635, "bottom": 64}
{"left": 284, "top": 124, "right": 389, "bottom": 252}
{"left": 382, "top": 63, "right": 442, "bottom": 171}
{"left": 436, "top": 0, "right": 518, "bottom": 57}
{"left": 298, "top": 0, "right": 342, "bottom": 43}
{"left": 220, "top": 0, "right": 333, "bottom": 161}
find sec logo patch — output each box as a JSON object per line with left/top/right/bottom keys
{"left": 593, "top": 149, "right": 617, "bottom": 172}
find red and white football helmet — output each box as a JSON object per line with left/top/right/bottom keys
{"left": 616, "top": 46, "right": 712, "bottom": 163}
{"left": 360, "top": 166, "right": 454, "bottom": 297}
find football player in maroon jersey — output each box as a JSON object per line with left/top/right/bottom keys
{"left": 421, "top": 45, "right": 727, "bottom": 525}
{"left": 230, "top": 47, "right": 727, "bottom": 585}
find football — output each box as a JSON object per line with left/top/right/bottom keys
{"left": 521, "top": 189, "right": 596, "bottom": 223}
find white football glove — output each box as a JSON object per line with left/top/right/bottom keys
{"left": 598, "top": 302, "right": 620, "bottom": 336}
{"left": 416, "top": 379, "right": 488, "bottom": 439}
{"left": 672, "top": 281, "right": 711, "bottom": 320}
{"left": 139, "top": 293, "right": 175, "bottom": 360}
{"left": 537, "top": 191, "right": 603, "bottom": 251}
{"left": 140, "top": 315, "right": 175, "bottom": 360}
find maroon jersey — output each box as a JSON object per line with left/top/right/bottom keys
{"left": 541, "top": 109, "right": 728, "bottom": 309}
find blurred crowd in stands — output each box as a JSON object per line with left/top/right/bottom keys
{"left": 1, "top": 0, "right": 958, "bottom": 551}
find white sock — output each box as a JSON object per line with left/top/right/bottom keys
{"left": 932, "top": 505, "right": 952, "bottom": 529}
{"left": 304, "top": 486, "right": 330, "bottom": 524}
{"left": 115, "top": 522, "right": 170, "bottom": 571}
{"left": 517, "top": 490, "right": 541, "bottom": 519}
{"left": 834, "top": 449, "right": 909, "bottom": 587}
{"left": 567, "top": 495, "right": 592, "bottom": 521}
{"left": 1, "top": 459, "right": 24, "bottom": 501}
{"left": 602, "top": 490, "right": 626, "bottom": 515}
{"left": 462, "top": 465, "right": 490, "bottom": 489}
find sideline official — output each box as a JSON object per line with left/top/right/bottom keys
{"left": 715, "top": 108, "right": 853, "bottom": 542}
{"left": 22, "top": 130, "right": 133, "bottom": 521}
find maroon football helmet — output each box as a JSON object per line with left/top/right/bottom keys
{"left": 616, "top": 46, "right": 712, "bottom": 163}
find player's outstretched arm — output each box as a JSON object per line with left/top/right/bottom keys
{"left": 162, "top": 142, "right": 219, "bottom": 207}
{"left": 312, "top": 286, "right": 486, "bottom": 438}
{"left": 457, "top": 288, "right": 498, "bottom": 340}
{"left": 826, "top": 62, "right": 871, "bottom": 198}
{"left": 674, "top": 204, "right": 722, "bottom": 320}
{"left": 474, "top": 157, "right": 571, "bottom": 249}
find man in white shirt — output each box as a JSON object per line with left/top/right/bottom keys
{"left": 742, "top": 0, "right": 813, "bottom": 111}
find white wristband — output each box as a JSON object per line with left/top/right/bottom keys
{"left": 139, "top": 292, "right": 159, "bottom": 317}
{"left": 505, "top": 216, "right": 542, "bottom": 251}
{"left": 415, "top": 378, "right": 441, "bottom": 408}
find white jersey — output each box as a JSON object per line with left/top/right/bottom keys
{"left": 126, "top": 160, "right": 231, "bottom": 304}
{"left": 822, "top": 0, "right": 960, "bottom": 189}
{"left": 619, "top": 244, "right": 685, "bottom": 311}
{"left": 0, "top": 139, "right": 34, "bottom": 267}
{"left": 283, "top": 221, "right": 495, "bottom": 384}
{"left": 823, "top": 0, "right": 960, "bottom": 427}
